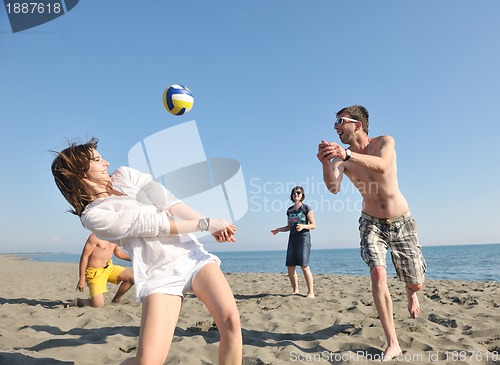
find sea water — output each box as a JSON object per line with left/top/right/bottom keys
{"left": 13, "top": 243, "right": 499, "bottom": 282}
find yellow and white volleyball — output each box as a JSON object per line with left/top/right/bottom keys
{"left": 163, "top": 84, "right": 194, "bottom": 116}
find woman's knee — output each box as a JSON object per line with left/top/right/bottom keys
{"left": 217, "top": 311, "right": 242, "bottom": 342}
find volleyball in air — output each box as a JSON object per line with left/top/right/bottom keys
{"left": 163, "top": 84, "right": 194, "bottom": 116}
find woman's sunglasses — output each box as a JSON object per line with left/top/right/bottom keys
{"left": 293, "top": 191, "right": 302, "bottom": 195}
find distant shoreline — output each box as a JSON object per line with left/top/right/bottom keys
{"left": 2, "top": 241, "right": 499, "bottom": 256}
{"left": 3, "top": 243, "right": 500, "bottom": 283}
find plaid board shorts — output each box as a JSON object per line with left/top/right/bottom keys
{"left": 359, "top": 211, "right": 427, "bottom": 284}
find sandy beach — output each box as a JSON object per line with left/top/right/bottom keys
{"left": 0, "top": 254, "right": 499, "bottom": 365}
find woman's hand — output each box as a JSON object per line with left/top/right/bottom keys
{"left": 270, "top": 228, "right": 279, "bottom": 235}
{"left": 209, "top": 218, "right": 237, "bottom": 242}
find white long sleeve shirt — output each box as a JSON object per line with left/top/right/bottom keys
{"left": 81, "top": 166, "right": 210, "bottom": 301}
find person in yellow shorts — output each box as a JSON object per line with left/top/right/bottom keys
{"left": 76, "top": 233, "right": 134, "bottom": 307}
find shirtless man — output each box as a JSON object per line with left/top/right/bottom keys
{"left": 76, "top": 233, "right": 134, "bottom": 307}
{"left": 317, "top": 105, "right": 426, "bottom": 361}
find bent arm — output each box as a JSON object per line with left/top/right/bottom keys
{"left": 81, "top": 207, "right": 171, "bottom": 242}
{"left": 168, "top": 202, "right": 236, "bottom": 242}
{"left": 271, "top": 219, "right": 292, "bottom": 235}
{"left": 322, "top": 158, "right": 345, "bottom": 194}
{"left": 113, "top": 245, "right": 131, "bottom": 261}
{"left": 82, "top": 203, "right": 235, "bottom": 242}
{"left": 305, "top": 210, "right": 316, "bottom": 230}
{"left": 318, "top": 140, "right": 345, "bottom": 194}
{"left": 347, "top": 136, "right": 395, "bottom": 173}
{"left": 169, "top": 201, "right": 204, "bottom": 220}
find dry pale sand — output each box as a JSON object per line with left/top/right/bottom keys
{"left": 0, "top": 254, "right": 499, "bottom": 365}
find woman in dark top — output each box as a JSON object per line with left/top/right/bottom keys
{"left": 271, "top": 186, "right": 316, "bottom": 298}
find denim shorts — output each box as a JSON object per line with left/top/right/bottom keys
{"left": 359, "top": 211, "right": 427, "bottom": 284}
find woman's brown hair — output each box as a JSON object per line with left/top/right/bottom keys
{"left": 51, "top": 138, "right": 99, "bottom": 216}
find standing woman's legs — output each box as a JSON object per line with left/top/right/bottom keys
{"left": 192, "top": 263, "right": 242, "bottom": 365}
{"left": 120, "top": 293, "right": 183, "bottom": 365}
{"left": 301, "top": 266, "right": 315, "bottom": 298}
{"left": 287, "top": 266, "right": 299, "bottom": 294}
{"left": 301, "top": 241, "right": 314, "bottom": 298}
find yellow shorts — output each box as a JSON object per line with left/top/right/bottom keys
{"left": 85, "top": 260, "right": 126, "bottom": 297}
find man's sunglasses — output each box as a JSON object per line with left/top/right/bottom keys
{"left": 334, "top": 117, "right": 359, "bottom": 127}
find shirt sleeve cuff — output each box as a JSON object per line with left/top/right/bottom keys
{"left": 158, "top": 213, "right": 171, "bottom": 236}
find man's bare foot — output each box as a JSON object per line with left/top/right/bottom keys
{"left": 306, "top": 293, "right": 315, "bottom": 299}
{"left": 407, "top": 289, "right": 420, "bottom": 319}
{"left": 382, "top": 344, "right": 402, "bottom": 361}
{"left": 292, "top": 290, "right": 300, "bottom": 295}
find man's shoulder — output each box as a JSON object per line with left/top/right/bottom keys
{"left": 372, "top": 135, "right": 394, "bottom": 142}
{"left": 370, "top": 135, "right": 395, "bottom": 148}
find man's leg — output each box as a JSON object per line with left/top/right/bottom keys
{"left": 370, "top": 266, "right": 402, "bottom": 361}
{"left": 87, "top": 280, "right": 106, "bottom": 307}
{"left": 112, "top": 269, "right": 134, "bottom": 304}
{"left": 90, "top": 294, "right": 105, "bottom": 308}
{"left": 85, "top": 267, "right": 108, "bottom": 307}
{"left": 390, "top": 214, "right": 426, "bottom": 319}
{"left": 406, "top": 283, "right": 423, "bottom": 319}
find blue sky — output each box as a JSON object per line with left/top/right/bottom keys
{"left": 1, "top": 1, "right": 499, "bottom": 254}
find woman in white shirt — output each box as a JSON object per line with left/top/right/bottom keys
{"left": 52, "top": 138, "right": 242, "bottom": 365}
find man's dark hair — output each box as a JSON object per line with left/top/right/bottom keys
{"left": 337, "top": 105, "right": 369, "bottom": 134}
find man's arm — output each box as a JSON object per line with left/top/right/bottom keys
{"left": 323, "top": 158, "right": 345, "bottom": 194}
{"left": 77, "top": 234, "right": 98, "bottom": 292}
{"left": 113, "top": 245, "right": 131, "bottom": 262}
{"left": 343, "top": 136, "right": 395, "bottom": 174}
{"left": 318, "top": 140, "right": 345, "bottom": 194}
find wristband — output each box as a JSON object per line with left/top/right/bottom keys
{"left": 344, "top": 148, "right": 352, "bottom": 161}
